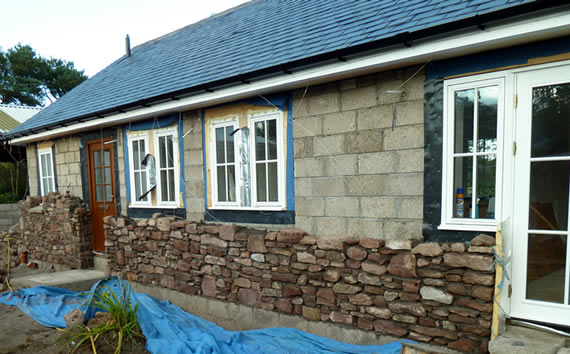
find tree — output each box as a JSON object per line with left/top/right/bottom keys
{"left": 0, "top": 44, "right": 87, "bottom": 106}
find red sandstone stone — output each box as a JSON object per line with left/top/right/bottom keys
{"left": 276, "top": 229, "right": 306, "bottom": 243}
{"left": 347, "top": 247, "right": 367, "bottom": 261}
{"left": 302, "top": 306, "right": 321, "bottom": 321}
{"left": 358, "top": 317, "right": 374, "bottom": 330}
{"left": 219, "top": 224, "right": 237, "bottom": 241}
{"left": 387, "top": 252, "right": 417, "bottom": 278}
{"left": 316, "top": 288, "right": 336, "bottom": 306}
{"left": 457, "top": 298, "right": 493, "bottom": 312}
{"left": 410, "top": 325, "right": 458, "bottom": 340}
{"left": 374, "top": 319, "right": 407, "bottom": 337}
{"left": 412, "top": 242, "right": 443, "bottom": 257}
{"left": 330, "top": 311, "right": 353, "bottom": 325}
{"left": 470, "top": 234, "right": 496, "bottom": 247}
{"left": 362, "top": 262, "right": 387, "bottom": 275}
{"left": 202, "top": 275, "right": 218, "bottom": 297}
{"left": 317, "top": 238, "right": 344, "bottom": 250}
{"left": 444, "top": 253, "right": 494, "bottom": 272}
{"left": 448, "top": 338, "right": 478, "bottom": 352}
{"left": 238, "top": 288, "right": 260, "bottom": 306}
{"left": 272, "top": 273, "right": 297, "bottom": 283}
{"left": 472, "top": 286, "right": 494, "bottom": 301}
{"left": 283, "top": 285, "right": 302, "bottom": 297}
{"left": 349, "top": 293, "right": 373, "bottom": 306}
{"left": 275, "top": 299, "right": 293, "bottom": 313}
{"left": 247, "top": 235, "right": 267, "bottom": 253}
{"left": 323, "top": 270, "right": 341, "bottom": 282}
{"left": 463, "top": 272, "right": 494, "bottom": 285}
{"left": 359, "top": 238, "right": 382, "bottom": 249}
{"left": 402, "top": 280, "right": 420, "bottom": 293}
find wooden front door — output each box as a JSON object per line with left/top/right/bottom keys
{"left": 87, "top": 138, "right": 117, "bottom": 253}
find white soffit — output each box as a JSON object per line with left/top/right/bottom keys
{"left": 10, "top": 8, "right": 570, "bottom": 145}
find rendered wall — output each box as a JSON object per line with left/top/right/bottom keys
{"left": 105, "top": 215, "right": 496, "bottom": 352}
{"left": 292, "top": 67, "right": 425, "bottom": 239}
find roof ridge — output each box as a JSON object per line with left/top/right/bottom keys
{"left": 131, "top": 0, "right": 257, "bottom": 52}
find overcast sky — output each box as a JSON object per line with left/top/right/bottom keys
{"left": 1, "top": 0, "right": 248, "bottom": 77}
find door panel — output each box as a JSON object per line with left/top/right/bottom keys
{"left": 511, "top": 64, "right": 570, "bottom": 325}
{"left": 87, "top": 139, "right": 117, "bottom": 253}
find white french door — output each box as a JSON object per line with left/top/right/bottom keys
{"left": 511, "top": 63, "right": 570, "bottom": 325}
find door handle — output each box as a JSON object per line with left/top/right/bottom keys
{"left": 99, "top": 205, "right": 110, "bottom": 211}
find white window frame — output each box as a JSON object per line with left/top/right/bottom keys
{"left": 38, "top": 147, "right": 56, "bottom": 196}
{"left": 210, "top": 117, "right": 240, "bottom": 208}
{"left": 127, "top": 132, "right": 151, "bottom": 207}
{"left": 155, "top": 127, "right": 180, "bottom": 207}
{"left": 440, "top": 75, "right": 505, "bottom": 232}
{"left": 249, "top": 111, "right": 285, "bottom": 210}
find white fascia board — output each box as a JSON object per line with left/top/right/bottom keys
{"left": 10, "top": 8, "right": 570, "bottom": 145}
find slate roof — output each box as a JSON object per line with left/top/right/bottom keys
{"left": 8, "top": 0, "right": 541, "bottom": 138}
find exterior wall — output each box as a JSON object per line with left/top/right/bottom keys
{"left": 292, "top": 67, "right": 425, "bottom": 239}
{"left": 26, "top": 145, "right": 38, "bottom": 195}
{"left": 105, "top": 214, "right": 495, "bottom": 352}
{"left": 117, "top": 127, "right": 128, "bottom": 216}
{"left": 18, "top": 193, "right": 93, "bottom": 269}
{"left": 54, "top": 137, "right": 82, "bottom": 197}
{"left": 0, "top": 203, "right": 19, "bottom": 231}
{"left": 182, "top": 110, "right": 205, "bottom": 222}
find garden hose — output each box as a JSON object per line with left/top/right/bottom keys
{"left": 3, "top": 237, "right": 16, "bottom": 293}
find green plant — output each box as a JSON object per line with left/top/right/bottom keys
{"left": 61, "top": 281, "right": 143, "bottom": 354}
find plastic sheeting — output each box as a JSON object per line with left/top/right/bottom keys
{"left": 0, "top": 277, "right": 412, "bottom": 354}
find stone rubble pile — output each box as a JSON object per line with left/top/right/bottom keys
{"left": 105, "top": 215, "right": 496, "bottom": 353}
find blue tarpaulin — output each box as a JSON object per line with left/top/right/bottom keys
{"left": 0, "top": 277, "right": 412, "bottom": 353}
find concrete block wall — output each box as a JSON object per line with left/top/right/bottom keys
{"left": 293, "top": 66, "right": 425, "bottom": 239}
{"left": 25, "top": 145, "right": 38, "bottom": 195}
{"left": 117, "top": 128, "right": 128, "bottom": 216}
{"left": 182, "top": 111, "right": 205, "bottom": 222}
{"left": 54, "top": 137, "right": 82, "bottom": 197}
{"left": 0, "top": 203, "right": 19, "bottom": 231}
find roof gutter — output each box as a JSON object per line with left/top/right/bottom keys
{"left": 9, "top": 4, "right": 570, "bottom": 145}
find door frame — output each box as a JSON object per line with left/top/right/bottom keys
{"left": 86, "top": 137, "right": 118, "bottom": 253}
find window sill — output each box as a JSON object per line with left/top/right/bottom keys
{"left": 209, "top": 205, "right": 286, "bottom": 212}
{"left": 438, "top": 222, "right": 498, "bottom": 233}
{"left": 128, "top": 204, "right": 181, "bottom": 209}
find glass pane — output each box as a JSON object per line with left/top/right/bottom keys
{"left": 168, "top": 169, "right": 175, "bottom": 201}
{"left": 526, "top": 234, "right": 566, "bottom": 304}
{"left": 477, "top": 86, "right": 498, "bottom": 153}
{"left": 105, "top": 185, "right": 113, "bottom": 202}
{"left": 41, "top": 154, "right": 47, "bottom": 177}
{"left": 226, "top": 126, "right": 235, "bottom": 163}
{"left": 42, "top": 178, "right": 49, "bottom": 194}
{"left": 103, "top": 150, "right": 110, "bottom": 166}
{"left": 48, "top": 177, "right": 54, "bottom": 193}
{"left": 227, "top": 165, "right": 236, "bottom": 202}
{"left": 529, "top": 161, "right": 569, "bottom": 231}
{"left": 216, "top": 127, "right": 225, "bottom": 164}
{"left": 104, "top": 167, "right": 111, "bottom": 184}
{"left": 159, "top": 137, "right": 166, "bottom": 168}
{"left": 160, "top": 170, "right": 167, "bottom": 201}
{"left": 167, "top": 136, "right": 174, "bottom": 168}
{"left": 141, "top": 171, "right": 148, "bottom": 201}
{"left": 453, "top": 156, "right": 473, "bottom": 218}
{"left": 133, "top": 141, "right": 140, "bottom": 169}
{"left": 139, "top": 140, "right": 145, "bottom": 165}
{"left": 96, "top": 185, "right": 103, "bottom": 201}
{"left": 476, "top": 155, "right": 496, "bottom": 219}
{"left": 217, "top": 166, "right": 226, "bottom": 202}
{"left": 45, "top": 154, "right": 52, "bottom": 177}
{"left": 268, "top": 162, "right": 278, "bottom": 201}
{"left": 134, "top": 171, "right": 142, "bottom": 199}
{"left": 256, "top": 163, "right": 267, "bottom": 202}
{"left": 531, "top": 83, "right": 570, "bottom": 158}
{"left": 93, "top": 150, "right": 101, "bottom": 167}
{"left": 255, "top": 121, "right": 266, "bottom": 161}
{"left": 95, "top": 167, "right": 103, "bottom": 184}
{"left": 454, "top": 89, "right": 474, "bottom": 153}
{"left": 268, "top": 119, "right": 277, "bottom": 160}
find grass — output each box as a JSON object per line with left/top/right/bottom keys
{"left": 60, "top": 281, "right": 144, "bottom": 354}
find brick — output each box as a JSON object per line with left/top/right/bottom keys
{"left": 325, "top": 197, "right": 359, "bottom": 217}
{"left": 295, "top": 197, "right": 325, "bottom": 217}
{"left": 383, "top": 124, "right": 424, "bottom": 150}
{"left": 294, "top": 178, "right": 312, "bottom": 197}
{"left": 395, "top": 149, "right": 424, "bottom": 173}
{"left": 398, "top": 196, "right": 423, "bottom": 219}
{"left": 341, "top": 86, "right": 377, "bottom": 110}
{"left": 383, "top": 220, "right": 422, "bottom": 240}
{"left": 294, "top": 137, "right": 313, "bottom": 158}
{"left": 315, "top": 217, "right": 347, "bottom": 236}
{"left": 358, "top": 151, "right": 397, "bottom": 175}
{"left": 346, "top": 218, "right": 383, "bottom": 238}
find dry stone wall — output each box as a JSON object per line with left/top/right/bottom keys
{"left": 18, "top": 193, "right": 93, "bottom": 269}
{"left": 105, "top": 215, "right": 496, "bottom": 353}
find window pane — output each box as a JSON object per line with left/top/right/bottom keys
{"left": 105, "top": 185, "right": 113, "bottom": 202}
{"left": 453, "top": 156, "right": 473, "bottom": 218}
{"left": 216, "top": 127, "right": 225, "bottom": 163}
{"left": 167, "top": 136, "right": 174, "bottom": 168}
{"left": 93, "top": 150, "right": 101, "bottom": 167}
{"left": 96, "top": 185, "right": 103, "bottom": 201}
{"left": 133, "top": 141, "right": 140, "bottom": 169}
{"left": 159, "top": 137, "right": 166, "bottom": 168}
{"left": 160, "top": 170, "right": 168, "bottom": 201}
{"left": 217, "top": 166, "right": 226, "bottom": 202}
{"left": 227, "top": 165, "right": 236, "bottom": 202}
{"left": 268, "top": 119, "right": 277, "bottom": 160}
{"left": 477, "top": 86, "right": 498, "bottom": 153}
{"left": 529, "top": 161, "right": 569, "bottom": 231}
{"left": 141, "top": 171, "right": 148, "bottom": 201}
{"left": 226, "top": 126, "right": 235, "bottom": 163}
{"left": 454, "top": 89, "right": 474, "bottom": 153}
{"left": 103, "top": 151, "right": 110, "bottom": 166}
{"left": 256, "top": 163, "right": 267, "bottom": 202}
{"left": 41, "top": 154, "right": 47, "bottom": 177}
{"left": 42, "top": 178, "right": 49, "bottom": 194}
{"left": 527, "top": 234, "right": 566, "bottom": 304}
{"left": 45, "top": 154, "right": 52, "bottom": 177}
{"left": 476, "top": 155, "right": 496, "bottom": 219}
{"left": 48, "top": 177, "right": 54, "bottom": 193}
{"left": 139, "top": 140, "right": 145, "bottom": 164}
{"left": 168, "top": 169, "right": 175, "bottom": 201}
{"left": 531, "top": 83, "right": 570, "bottom": 158}
{"left": 104, "top": 167, "right": 111, "bottom": 184}
{"left": 268, "top": 162, "right": 278, "bottom": 201}
{"left": 255, "top": 121, "right": 266, "bottom": 161}
{"left": 95, "top": 167, "right": 103, "bottom": 184}
{"left": 134, "top": 171, "right": 142, "bottom": 199}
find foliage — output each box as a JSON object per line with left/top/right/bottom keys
{"left": 61, "top": 282, "right": 144, "bottom": 354}
{"left": 0, "top": 161, "right": 27, "bottom": 203}
{"left": 0, "top": 44, "right": 87, "bottom": 106}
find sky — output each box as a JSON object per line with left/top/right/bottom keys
{"left": 1, "top": 0, "right": 249, "bottom": 77}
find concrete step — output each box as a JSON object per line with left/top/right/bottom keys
{"left": 10, "top": 269, "right": 106, "bottom": 292}
{"left": 489, "top": 325, "right": 569, "bottom": 354}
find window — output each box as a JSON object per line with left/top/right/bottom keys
{"left": 441, "top": 77, "right": 504, "bottom": 231}
{"left": 210, "top": 111, "right": 284, "bottom": 210}
{"left": 38, "top": 147, "right": 55, "bottom": 196}
{"left": 127, "top": 126, "right": 180, "bottom": 208}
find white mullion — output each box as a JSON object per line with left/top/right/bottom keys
{"left": 224, "top": 131, "right": 229, "bottom": 201}
{"left": 264, "top": 121, "right": 270, "bottom": 201}
{"left": 530, "top": 156, "right": 570, "bottom": 162}
{"left": 471, "top": 88, "right": 479, "bottom": 219}
{"left": 566, "top": 175, "right": 570, "bottom": 305}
